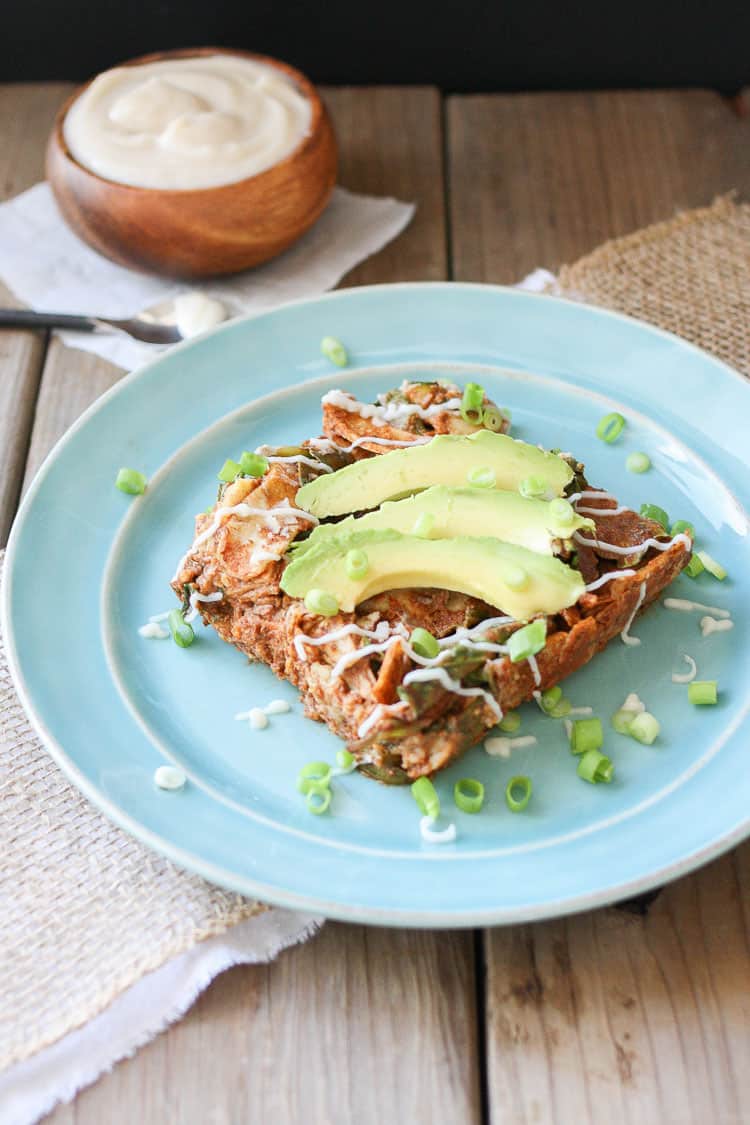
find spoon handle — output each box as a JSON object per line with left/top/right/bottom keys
{"left": 0, "top": 309, "right": 98, "bottom": 332}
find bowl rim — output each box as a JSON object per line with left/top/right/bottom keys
{"left": 49, "top": 45, "right": 333, "bottom": 197}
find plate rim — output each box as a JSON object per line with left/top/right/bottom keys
{"left": 4, "top": 280, "right": 750, "bottom": 927}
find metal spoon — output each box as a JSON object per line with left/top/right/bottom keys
{"left": 0, "top": 306, "right": 182, "bottom": 344}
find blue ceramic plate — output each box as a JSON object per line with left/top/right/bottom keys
{"left": 4, "top": 284, "right": 749, "bottom": 926}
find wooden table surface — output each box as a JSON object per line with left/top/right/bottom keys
{"left": 2, "top": 83, "right": 749, "bottom": 1125}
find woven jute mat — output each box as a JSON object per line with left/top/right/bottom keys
{"left": 1, "top": 194, "right": 749, "bottom": 1074}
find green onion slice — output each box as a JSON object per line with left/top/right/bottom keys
{"left": 505, "top": 775, "right": 533, "bottom": 812}
{"left": 629, "top": 711, "right": 660, "bottom": 744}
{"left": 410, "top": 627, "right": 440, "bottom": 659}
{"left": 548, "top": 498, "right": 575, "bottom": 526}
{"left": 596, "top": 412, "right": 626, "bottom": 443}
{"left": 320, "top": 336, "right": 349, "bottom": 367}
{"left": 304, "top": 589, "right": 339, "bottom": 617}
{"left": 297, "top": 761, "right": 333, "bottom": 794}
{"left": 577, "top": 749, "right": 614, "bottom": 783}
{"left": 639, "top": 503, "right": 669, "bottom": 530}
{"left": 626, "top": 452, "right": 651, "bottom": 474}
{"left": 549, "top": 698, "right": 572, "bottom": 718}
{"left": 498, "top": 711, "right": 521, "bottom": 733}
{"left": 306, "top": 788, "right": 332, "bottom": 815}
{"left": 460, "top": 382, "right": 485, "bottom": 424}
{"left": 611, "top": 708, "right": 636, "bottom": 735}
{"left": 239, "top": 451, "right": 269, "bottom": 477}
{"left": 671, "top": 519, "right": 695, "bottom": 539}
{"left": 684, "top": 554, "right": 705, "bottom": 579}
{"left": 570, "top": 717, "right": 604, "bottom": 755}
{"left": 482, "top": 405, "right": 507, "bottom": 432}
{"left": 336, "top": 749, "right": 355, "bottom": 769}
{"left": 168, "top": 607, "right": 195, "bottom": 649}
{"left": 115, "top": 467, "right": 147, "bottom": 495}
{"left": 467, "top": 465, "right": 496, "bottom": 488}
{"left": 217, "top": 458, "right": 242, "bottom": 483}
{"left": 507, "top": 620, "right": 547, "bottom": 664}
{"left": 519, "top": 476, "right": 548, "bottom": 499}
{"left": 696, "top": 551, "right": 727, "bottom": 581}
{"left": 345, "top": 548, "right": 369, "bottom": 580}
{"left": 454, "top": 778, "right": 485, "bottom": 814}
{"left": 688, "top": 680, "right": 718, "bottom": 706}
{"left": 540, "top": 685, "right": 562, "bottom": 712}
{"left": 411, "top": 776, "right": 440, "bottom": 820}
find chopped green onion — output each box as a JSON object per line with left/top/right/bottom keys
{"left": 684, "top": 554, "right": 705, "bottom": 579}
{"left": 460, "top": 382, "right": 485, "bottom": 425}
{"left": 639, "top": 503, "right": 669, "bottom": 530}
{"left": 505, "top": 775, "right": 532, "bottom": 812}
{"left": 297, "top": 761, "right": 332, "bottom": 794}
{"left": 549, "top": 698, "right": 572, "bottom": 718}
{"left": 596, "top": 412, "right": 626, "bottom": 443}
{"left": 570, "top": 717, "right": 603, "bottom": 755}
{"left": 239, "top": 451, "right": 269, "bottom": 477}
{"left": 168, "top": 608, "right": 195, "bottom": 649}
{"left": 304, "top": 589, "right": 339, "bottom": 617}
{"left": 629, "top": 712, "right": 660, "bottom": 744}
{"left": 540, "top": 686, "right": 562, "bottom": 712}
{"left": 454, "top": 778, "right": 485, "bottom": 814}
{"left": 611, "top": 708, "right": 636, "bottom": 735}
{"left": 502, "top": 564, "right": 528, "bottom": 591}
{"left": 671, "top": 519, "right": 695, "bottom": 539}
{"left": 411, "top": 776, "right": 440, "bottom": 819}
{"left": 320, "top": 336, "right": 348, "bottom": 367}
{"left": 688, "top": 680, "right": 718, "bottom": 706}
{"left": 115, "top": 467, "right": 147, "bottom": 495}
{"left": 306, "top": 788, "right": 332, "bottom": 814}
{"left": 498, "top": 711, "right": 521, "bottom": 733}
{"left": 413, "top": 512, "right": 435, "bottom": 538}
{"left": 482, "top": 405, "right": 507, "bottom": 432}
{"left": 577, "top": 749, "right": 614, "bottom": 783}
{"left": 410, "top": 627, "right": 440, "bottom": 659}
{"left": 519, "top": 476, "right": 548, "bottom": 499}
{"left": 218, "top": 458, "right": 242, "bottom": 483}
{"left": 467, "top": 465, "right": 496, "bottom": 488}
{"left": 626, "top": 451, "right": 651, "bottom": 474}
{"left": 696, "top": 551, "right": 727, "bottom": 581}
{"left": 336, "top": 749, "right": 355, "bottom": 769}
{"left": 507, "top": 620, "right": 547, "bottom": 663}
{"left": 549, "top": 498, "right": 575, "bottom": 526}
{"left": 345, "top": 548, "right": 369, "bottom": 580}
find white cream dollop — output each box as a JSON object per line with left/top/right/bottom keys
{"left": 63, "top": 55, "right": 312, "bottom": 190}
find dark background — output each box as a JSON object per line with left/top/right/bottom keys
{"left": 3, "top": 0, "right": 749, "bottom": 91}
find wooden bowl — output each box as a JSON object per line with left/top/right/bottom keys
{"left": 46, "top": 48, "right": 338, "bottom": 279}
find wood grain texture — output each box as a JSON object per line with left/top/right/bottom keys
{"left": 48, "top": 924, "right": 480, "bottom": 1125}
{"left": 47, "top": 50, "right": 337, "bottom": 279}
{"left": 36, "top": 85, "right": 481, "bottom": 1125}
{"left": 447, "top": 88, "right": 750, "bottom": 1125}
{"left": 0, "top": 83, "right": 72, "bottom": 546}
{"left": 448, "top": 89, "right": 750, "bottom": 283}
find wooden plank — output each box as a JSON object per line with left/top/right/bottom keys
{"left": 448, "top": 88, "right": 750, "bottom": 283}
{"left": 447, "top": 88, "right": 750, "bottom": 1125}
{"left": 50, "top": 923, "right": 479, "bottom": 1124}
{"left": 38, "top": 86, "right": 480, "bottom": 1125}
{"left": 0, "top": 83, "right": 72, "bottom": 544}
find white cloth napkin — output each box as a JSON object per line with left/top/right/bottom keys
{"left": 0, "top": 182, "right": 415, "bottom": 370}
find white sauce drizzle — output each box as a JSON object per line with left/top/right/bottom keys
{"left": 154, "top": 765, "right": 186, "bottom": 790}
{"left": 568, "top": 490, "right": 618, "bottom": 505}
{"left": 308, "top": 434, "right": 432, "bottom": 452}
{"left": 663, "top": 598, "right": 731, "bottom": 619}
{"left": 621, "top": 692, "right": 646, "bottom": 715}
{"left": 419, "top": 816, "right": 457, "bottom": 845}
{"left": 174, "top": 501, "right": 318, "bottom": 580}
{"left": 672, "top": 655, "right": 698, "bottom": 684}
{"left": 149, "top": 611, "right": 171, "bottom": 623}
{"left": 138, "top": 622, "right": 169, "bottom": 639}
{"left": 184, "top": 589, "right": 223, "bottom": 623}
{"left": 621, "top": 582, "right": 647, "bottom": 646}
{"left": 402, "top": 667, "right": 503, "bottom": 721}
{"left": 568, "top": 706, "right": 594, "bottom": 717}
{"left": 356, "top": 701, "right": 408, "bottom": 739}
{"left": 575, "top": 504, "right": 631, "bottom": 516}
{"left": 321, "top": 389, "right": 462, "bottom": 429}
{"left": 527, "top": 654, "right": 542, "bottom": 686}
{"left": 484, "top": 735, "right": 537, "bottom": 757}
{"left": 574, "top": 530, "right": 691, "bottom": 557}
{"left": 584, "top": 569, "right": 636, "bottom": 592}
{"left": 264, "top": 699, "right": 291, "bottom": 715}
{"left": 700, "top": 616, "right": 734, "bottom": 638}
{"left": 294, "top": 620, "right": 395, "bottom": 661}
{"left": 563, "top": 719, "right": 573, "bottom": 740}
{"left": 264, "top": 454, "right": 334, "bottom": 473}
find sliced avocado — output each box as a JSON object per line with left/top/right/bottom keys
{"left": 280, "top": 528, "right": 585, "bottom": 620}
{"left": 290, "top": 485, "right": 594, "bottom": 559}
{"left": 295, "top": 430, "right": 573, "bottom": 517}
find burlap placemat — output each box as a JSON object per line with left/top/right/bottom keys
{"left": 1, "top": 193, "right": 748, "bottom": 1077}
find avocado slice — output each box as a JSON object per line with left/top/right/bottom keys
{"left": 290, "top": 485, "right": 594, "bottom": 559}
{"left": 280, "top": 528, "right": 585, "bottom": 620}
{"left": 295, "top": 430, "right": 573, "bottom": 518}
